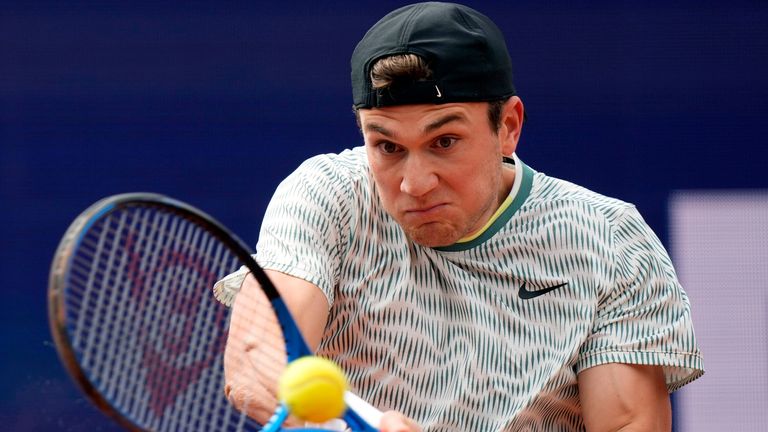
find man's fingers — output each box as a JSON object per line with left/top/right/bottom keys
{"left": 379, "top": 410, "right": 421, "bottom": 432}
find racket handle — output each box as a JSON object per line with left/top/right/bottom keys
{"left": 344, "top": 391, "right": 382, "bottom": 429}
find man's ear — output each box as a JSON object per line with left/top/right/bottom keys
{"left": 499, "top": 96, "right": 524, "bottom": 156}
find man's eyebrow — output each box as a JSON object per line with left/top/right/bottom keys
{"left": 363, "top": 122, "right": 396, "bottom": 138}
{"left": 424, "top": 113, "right": 466, "bottom": 134}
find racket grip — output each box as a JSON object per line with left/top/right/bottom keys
{"left": 344, "top": 391, "right": 383, "bottom": 429}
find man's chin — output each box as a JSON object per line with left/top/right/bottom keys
{"left": 404, "top": 223, "right": 461, "bottom": 248}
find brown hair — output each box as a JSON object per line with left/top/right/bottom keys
{"left": 370, "top": 54, "right": 433, "bottom": 89}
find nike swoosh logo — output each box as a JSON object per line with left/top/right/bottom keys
{"left": 518, "top": 282, "right": 568, "bottom": 300}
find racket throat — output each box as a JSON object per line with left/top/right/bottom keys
{"left": 262, "top": 404, "right": 291, "bottom": 431}
{"left": 272, "top": 298, "right": 313, "bottom": 360}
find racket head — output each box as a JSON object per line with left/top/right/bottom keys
{"left": 49, "top": 193, "right": 379, "bottom": 431}
{"left": 48, "top": 193, "right": 273, "bottom": 431}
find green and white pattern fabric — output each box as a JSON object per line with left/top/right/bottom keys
{"left": 251, "top": 146, "right": 703, "bottom": 431}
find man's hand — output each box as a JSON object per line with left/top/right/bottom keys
{"left": 380, "top": 411, "right": 421, "bottom": 432}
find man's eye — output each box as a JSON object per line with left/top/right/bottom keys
{"left": 379, "top": 142, "right": 399, "bottom": 154}
{"left": 435, "top": 137, "right": 457, "bottom": 149}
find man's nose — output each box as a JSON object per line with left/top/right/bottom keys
{"left": 400, "top": 154, "right": 438, "bottom": 197}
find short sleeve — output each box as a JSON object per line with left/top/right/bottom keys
{"left": 255, "top": 154, "right": 354, "bottom": 306}
{"left": 577, "top": 206, "right": 704, "bottom": 391}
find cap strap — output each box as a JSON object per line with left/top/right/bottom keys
{"left": 372, "top": 79, "right": 442, "bottom": 107}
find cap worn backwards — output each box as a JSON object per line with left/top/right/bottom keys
{"left": 351, "top": 2, "right": 517, "bottom": 109}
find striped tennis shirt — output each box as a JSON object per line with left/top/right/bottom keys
{"left": 248, "top": 146, "right": 703, "bottom": 431}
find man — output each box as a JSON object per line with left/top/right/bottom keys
{"left": 219, "top": 2, "right": 703, "bottom": 431}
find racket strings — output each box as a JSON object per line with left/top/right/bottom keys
{"left": 63, "top": 205, "right": 257, "bottom": 431}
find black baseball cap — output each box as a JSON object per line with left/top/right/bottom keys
{"left": 351, "top": 2, "right": 517, "bottom": 109}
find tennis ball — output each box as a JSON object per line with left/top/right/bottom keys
{"left": 278, "top": 356, "right": 347, "bottom": 423}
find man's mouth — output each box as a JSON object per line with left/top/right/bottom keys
{"left": 403, "top": 203, "right": 447, "bottom": 217}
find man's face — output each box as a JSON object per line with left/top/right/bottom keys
{"left": 360, "top": 101, "right": 519, "bottom": 247}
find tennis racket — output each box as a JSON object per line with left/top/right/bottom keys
{"left": 48, "top": 192, "right": 381, "bottom": 431}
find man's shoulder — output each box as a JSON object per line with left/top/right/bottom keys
{"left": 526, "top": 169, "right": 635, "bottom": 224}
{"left": 301, "top": 146, "right": 368, "bottom": 176}
{"left": 285, "top": 146, "right": 371, "bottom": 194}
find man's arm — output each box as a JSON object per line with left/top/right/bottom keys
{"left": 260, "top": 270, "right": 331, "bottom": 350}
{"left": 578, "top": 363, "right": 671, "bottom": 432}
{"left": 223, "top": 270, "right": 330, "bottom": 423}
{"left": 222, "top": 270, "right": 423, "bottom": 431}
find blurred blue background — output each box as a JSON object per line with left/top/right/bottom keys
{"left": 1, "top": 1, "right": 766, "bottom": 430}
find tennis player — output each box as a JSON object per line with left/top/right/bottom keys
{"left": 221, "top": 2, "right": 704, "bottom": 431}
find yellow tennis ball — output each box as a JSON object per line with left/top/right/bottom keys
{"left": 278, "top": 356, "right": 347, "bottom": 423}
